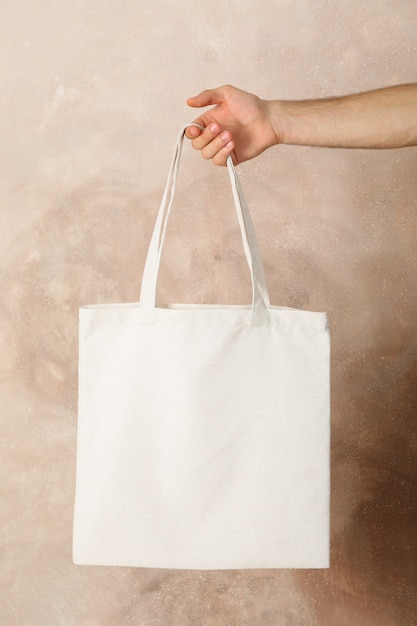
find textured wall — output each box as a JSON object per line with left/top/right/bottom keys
{"left": 1, "top": 1, "right": 416, "bottom": 624}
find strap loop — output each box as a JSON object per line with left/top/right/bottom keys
{"left": 140, "top": 123, "right": 271, "bottom": 313}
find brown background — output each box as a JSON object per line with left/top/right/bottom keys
{"left": 1, "top": 1, "right": 416, "bottom": 624}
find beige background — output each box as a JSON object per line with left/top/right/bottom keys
{"left": 1, "top": 1, "right": 417, "bottom": 624}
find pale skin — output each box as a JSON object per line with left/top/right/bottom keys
{"left": 185, "top": 84, "right": 417, "bottom": 166}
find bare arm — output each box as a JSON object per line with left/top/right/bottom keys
{"left": 276, "top": 83, "right": 417, "bottom": 149}
{"left": 186, "top": 83, "right": 417, "bottom": 165}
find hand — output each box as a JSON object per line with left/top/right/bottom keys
{"left": 185, "top": 85, "right": 279, "bottom": 166}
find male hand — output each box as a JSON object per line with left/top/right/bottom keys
{"left": 185, "top": 85, "right": 279, "bottom": 166}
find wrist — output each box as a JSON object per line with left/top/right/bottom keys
{"left": 264, "top": 99, "right": 293, "bottom": 147}
{"left": 265, "top": 98, "right": 340, "bottom": 148}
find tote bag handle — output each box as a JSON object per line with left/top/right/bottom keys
{"left": 140, "top": 123, "right": 271, "bottom": 314}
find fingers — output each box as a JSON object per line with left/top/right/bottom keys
{"left": 184, "top": 87, "right": 236, "bottom": 165}
{"left": 184, "top": 124, "right": 203, "bottom": 139}
{"left": 184, "top": 87, "right": 224, "bottom": 139}
{"left": 190, "top": 123, "right": 222, "bottom": 149}
{"left": 194, "top": 125, "right": 231, "bottom": 155}
{"left": 211, "top": 141, "right": 236, "bottom": 167}
{"left": 187, "top": 123, "right": 234, "bottom": 165}
{"left": 186, "top": 87, "right": 225, "bottom": 109}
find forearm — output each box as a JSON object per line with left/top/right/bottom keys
{"left": 268, "top": 84, "right": 417, "bottom": 149}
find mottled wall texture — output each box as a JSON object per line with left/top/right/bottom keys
{"left": 1, "top": 1, "right": 416, "bottom": 624}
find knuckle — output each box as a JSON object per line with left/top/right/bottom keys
{"left": 218, "top": 131, "right": 230, "bottom": 144}
{"left": 192, "top": 136, "right": 205, "bottom": 150}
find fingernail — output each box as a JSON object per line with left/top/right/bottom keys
{"left": 189, "top": 126, "right": 199, "bottom": 137}
{"left": 220, "top": 131, "right": 230, "bottom": 142}
{"left": 209, "top": 123, "right": 219, "bottom": 133}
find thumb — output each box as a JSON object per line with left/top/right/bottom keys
{"left": 186, "top": 87, "right": 225, "bottom": 108}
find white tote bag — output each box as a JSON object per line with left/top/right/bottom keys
{"left": 73, "top": 124, "right": 330, "bottom": 569}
